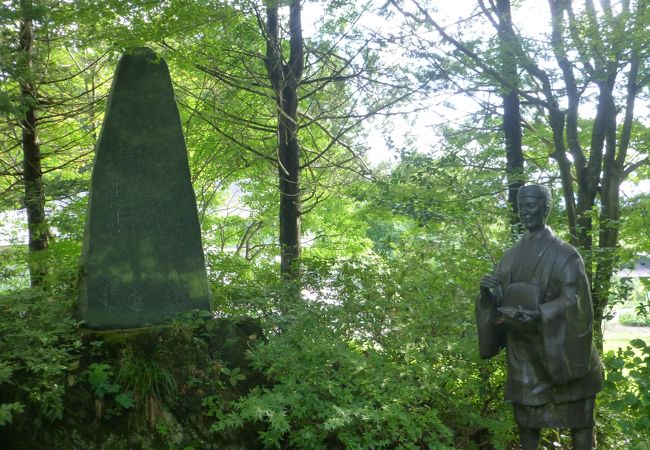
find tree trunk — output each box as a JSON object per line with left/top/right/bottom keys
{"left": 264, "top": 1, "right": 304, "bottom": 289}
{"left": 495, "top": 0, "right": 524, "bottom": 235}
{"left": 19, "top": 0, "right": 49, "bottom": 287}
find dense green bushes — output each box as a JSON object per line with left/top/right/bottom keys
{"left": 599, "top": 339, "right": 650, "bottom": 449}
{"left": 1, "top": 208, "right": 649, "bottom": 449}
{"left": 204, "top": 255, "right": 516, "bottom": 449}
{"left": 0, "top": 287, "right": 80, "bottom": 431}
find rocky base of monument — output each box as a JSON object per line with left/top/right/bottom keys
{"left": 2, "top": 316, "right": 266, "bottom": 449}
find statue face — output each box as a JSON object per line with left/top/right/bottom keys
{"left": 517, "top": 196, "right": 547, "bottom": 232}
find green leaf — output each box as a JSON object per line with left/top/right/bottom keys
{"left": 0, "top": 363, "right": 13, "bottom": 383}
{"left": 88, "top": 363, "right": 111, "bottom": 389}
{"left": 606, "top": 371, "right": 624, "bottom": 383}
{"left": 608, "top": 357, "right": 626, "bottom": 369}
{"left": 115, "top": 392, "right": 134, "bottom": 409}
{"left": 630, "top": 339, "right": 647, "bottom": 350}
{"left": 0, "top": 402, "right": 25, "bottom": 426}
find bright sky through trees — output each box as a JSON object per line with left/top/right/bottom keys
{"left": 301, "top": 1, "right": 554, "bottom": 164}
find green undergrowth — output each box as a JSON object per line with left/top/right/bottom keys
{"left": 204, "top": 255, "right": 517, "bottom": 449}
{"left": 0, "top": 287, "right": 80, "bottom": 429}
{"left": 599, "top": 338, "right": 650, "bottom": 449}
{"left": 619, "top": 311, "right": 650, "bottom": 327}
{"left": 0, "top": 288, "right": 265, "bottom": 449}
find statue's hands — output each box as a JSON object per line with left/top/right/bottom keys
{"left": 480, "top": 275, "right": 500, "bottom": 303}
{"left": 496, "top": 306, "right": 541, "bottom": 330}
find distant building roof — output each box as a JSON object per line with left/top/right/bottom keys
{"left": 619, "top": 256, "right": 650, "bottom": 278}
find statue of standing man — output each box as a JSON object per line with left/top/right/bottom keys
{"left": 476, "top": 185, "right": 602, "bottom": 450}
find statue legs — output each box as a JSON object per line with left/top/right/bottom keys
{"left": 571, "top": 427, "right": 594, "bottom": 450}
{"left": 518, "top": 427, "right": 593, "bottom": 450}
{"left": 518, "top": 427, "right": 540, "bottom": 450}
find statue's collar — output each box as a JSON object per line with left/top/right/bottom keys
{"left": 523, "top": 225, "right": 553, "bottom": 241}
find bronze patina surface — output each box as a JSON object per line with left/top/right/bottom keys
{"left": 477, "top": 184, "right": 601, "bottom": 449}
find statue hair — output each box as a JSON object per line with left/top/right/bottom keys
{"left": 517, "top": 184, "right": 552, "bottom": 214}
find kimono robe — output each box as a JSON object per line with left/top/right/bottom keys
{"left": 476, "top": 227, "right": 602, "bottom": 428}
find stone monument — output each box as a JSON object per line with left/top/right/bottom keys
{"left": 78, "top": 47, "right": 212, "bottom": 329}
{"left": 476, "top": 184, "right": 602, "bottom": 450}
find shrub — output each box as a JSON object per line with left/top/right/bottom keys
{"left": 0, "top": 287, "right": 80, "bottom": 430}
{"left": 618, "top": 311, "right": 650, "bottom": 327}
{"left": 204, "top": 255, "right": 516, "bottom": 449}
{"left": 599, "top": 339, "right": 650, "bottom": 449}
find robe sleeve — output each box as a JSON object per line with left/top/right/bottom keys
{"left": 475, "top": 294, "right": 505, "bottom": 358}
{"left": 538, "top": 253, "right": 595, "bottom": 384}
{"left": 475, "top": 256, "right": 507, "bottom": 359}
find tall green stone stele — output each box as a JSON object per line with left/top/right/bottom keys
{"left": 78, "top": 48, "right": 212, "bottom": 329}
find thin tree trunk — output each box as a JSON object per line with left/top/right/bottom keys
{"left": 496, "top": 0, "right": 524, "bottom": 235}
{"left": 548, "top": 0, "right": 593, "bottom": 254}
{"left": 19, "top": 0, "right": 49, "bottom": 287}
{"left": 592, "top": 85, "right": 618, "bottom": 351}
{"left": 265, "top": 1, "right": 304, "bottom": 289}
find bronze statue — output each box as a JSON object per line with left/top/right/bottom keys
{"left": 476, "top": 185, "right": 602, "bottom": 450}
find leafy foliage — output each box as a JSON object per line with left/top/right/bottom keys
{"left": 0, "top": 362, "right": 24, "bottom": 426}
{"left": 600, "top": 339, "right": 650, "bottom": 449}
{"left": 0, "top": 287, "right": 80, "bottom": 426}
{"left": 86, "top": 363, "right": 121, "bottom": 399}
{"left": 205, "top": 255, "right": 515, "bottom": 449}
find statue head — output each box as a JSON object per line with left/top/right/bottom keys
{"left": 517, "top": 184, "right": 551, "bottom": 232}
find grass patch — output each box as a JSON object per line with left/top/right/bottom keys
{"left": 603, "top": 325, "right": 650, "bottom": 353}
